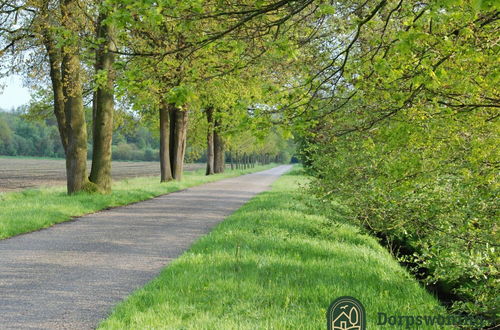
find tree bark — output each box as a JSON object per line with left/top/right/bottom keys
{"left": 229, "top": 150, "right": 234, "bottom": 170}
{"left": 89, "top": 12, "right": 116, "bottom": 193}
{"left": 169, "top": 104, "right": 188, "bottom": 180}
{"left": 61, "top": 0, "right": 88, "bottom": 194}
{"left": 159, "top": 102, "right": 173, "bottom": 182}
{"left": 43, "top": 34, "right": 68, "bottom": 154}
{"left": 205, "top": 106, "right": 214, "bottom": 175}
{"left": 40, "top": 0, "right": 67, "bottom": 154}
{"left": 213, "top": 118, "right": 225, "bottom": 173}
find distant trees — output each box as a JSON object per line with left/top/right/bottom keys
{"left": 0, "top": 110, "right": 65, "bottom": 158}
{"left": 0, "top": 110, "right": 161, "bottom": 161}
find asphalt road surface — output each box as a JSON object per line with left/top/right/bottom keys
{"left": 0, "top": 165, "right": 292, "bottom": 329}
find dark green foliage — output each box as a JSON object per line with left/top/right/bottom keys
{"left": 0, "top": 110, "right": 65, "bottom": 158}
{"left": 0, "top": 109, "right": 160, "bottom": 161}
{"left": 302, "top": 115, "right": 498, "bottom": 325}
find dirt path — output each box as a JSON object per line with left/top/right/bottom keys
{"left": 0, "top": 165, "right": 292, "bottom": 329}
{"left": 0, "top": 158, "right": 204, "bottom": 192}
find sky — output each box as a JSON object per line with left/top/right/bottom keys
{"left": 0, "top": 75, "right": 31, "bottom": 111}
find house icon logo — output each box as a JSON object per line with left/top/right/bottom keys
{"left": 327, "top": 296, "right": 366, "bottom": 330}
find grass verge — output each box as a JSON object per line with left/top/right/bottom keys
{"left": 99, "top": 168, "right": 449, "bottom": 329}
{"left": 0, "top": 165, "right": 275, "bottom": 240}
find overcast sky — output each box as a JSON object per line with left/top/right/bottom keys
{"left": 0, "top": 75, "right": 31, "bottom": 111}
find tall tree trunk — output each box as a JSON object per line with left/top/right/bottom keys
{"left": 169, "top": 104, "right": 188, "bottom": 180}
{"left": 159, "top": 103, "right": 173, "bottom": 182}
{"left": 43, "top": 35, "right": 68, "bottom": 154}
{"left": 230, "top": 150, "right": 234, "bottom": 170}
{"left": 213, "top": 118, "right": 225, "bottom": 173}
{"left": 40, "top": 1, "right": 67, "bottom": 154}
{"left": 61, "top": 0, "right": 88, "bottom": 194}
{"left": 205, "top": 106, "right": 214, "bottom": 175}
{"left": 89, "top": 12, "right": 116, "bottom": 193}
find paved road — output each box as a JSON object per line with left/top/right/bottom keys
{"left": 0, "top": 165, "right": 292, "bottom": 329}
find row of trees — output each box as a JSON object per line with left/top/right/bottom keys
{"left": 2, "top": 0, "right": 497, "bottom": 323}
{"left": 0, "top": 0, "right": 293, "bottom": 193}
{"left": 0, "top": 108, "right": 292, "bottom": 164}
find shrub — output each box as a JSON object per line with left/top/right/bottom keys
{"left": 303, "top": 115, "right": 498, "bottom": 325}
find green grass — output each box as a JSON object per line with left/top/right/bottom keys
{"left": 0, "top": 165, "right": 275, "bottom": 240}
{"left": 99, "top": 168, "right": 449, "bottom": 329}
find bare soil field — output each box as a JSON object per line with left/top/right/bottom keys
{"left": 0, "top": 157, "right": 204, "bottom": 192}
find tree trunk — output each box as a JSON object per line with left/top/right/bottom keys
{"left": 159, "top": 103, "right": 173, "bottom": 182}
{"left": 205, "top": 106, "right": 214, "bottom": 175}
{"left": 89, "top": 12, "right": 116, "bottom": 193}
{"left": 213, "top": 118, "right": 225, "bottom": 173}
{"left": 43, "top": 35, "right": 68, "bottom": 154}
{"left": 61, "top": 0, "right": 88, "bottom": 194}
{"left": 230, "top": 150, "right": 234, "bottom": 170}
{"left": 169, "top": 104, "right": 188, "bottom": 180}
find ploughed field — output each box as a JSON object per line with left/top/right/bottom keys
{"left": 0, "top": 158, "right": 204, "bottom": 192}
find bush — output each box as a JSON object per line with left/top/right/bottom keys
{"left": 112, "top": 143, "right": 136, "bottom": 161}
{"left": 303, "top": 115, "right": 498, "bottom": 325}
{"left": 143, "top": 148, "right": 158, "bottom": 161}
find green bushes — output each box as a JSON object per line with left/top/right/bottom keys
{"left": 0, "top": 111, "right": 65, "bottom": 158}
{"left": 303, "top": 112, "right": 499, "bottom": 325}
{"left": 0, "top": 110, "right": 161, "bottom": 161}
{"left": 111, "top": 143, "right": 160, "bottom": 161}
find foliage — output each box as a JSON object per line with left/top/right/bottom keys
{"left": 1, "top": 0, "right": 497, "bottom": 321}
{"left": 305, "top": 114, "right": 498, "bottom": 323}
{"left": 0, "top": 110, "right": 65, "bottom": 158}
{"left": 296, "top": 0, "right": 499, "bottom": 323}
{"left": 0, "top": 109, "right": 163, "bottom": 161}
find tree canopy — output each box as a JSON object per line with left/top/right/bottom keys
{"left": 1, "top": 0, "right": 498, "bottom": 324}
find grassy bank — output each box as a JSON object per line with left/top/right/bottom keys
{"left": 0, "top": 165, "right": 275, "bottom": 240}
{"left": 99, "top": 169, "right": 448, "bottom": 329}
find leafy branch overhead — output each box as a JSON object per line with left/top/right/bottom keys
{"left": 0, "top": 0, "right": 498, "bottom": 324}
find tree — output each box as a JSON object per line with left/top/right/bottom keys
{"left": 89, "top": 6, "right": 117, "bottom": 193}
{"left": 205, "top": 106, "right": 215, "bottom": 175}
{"left": 1, "top": 0, "right": 117, "bottom": 193}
